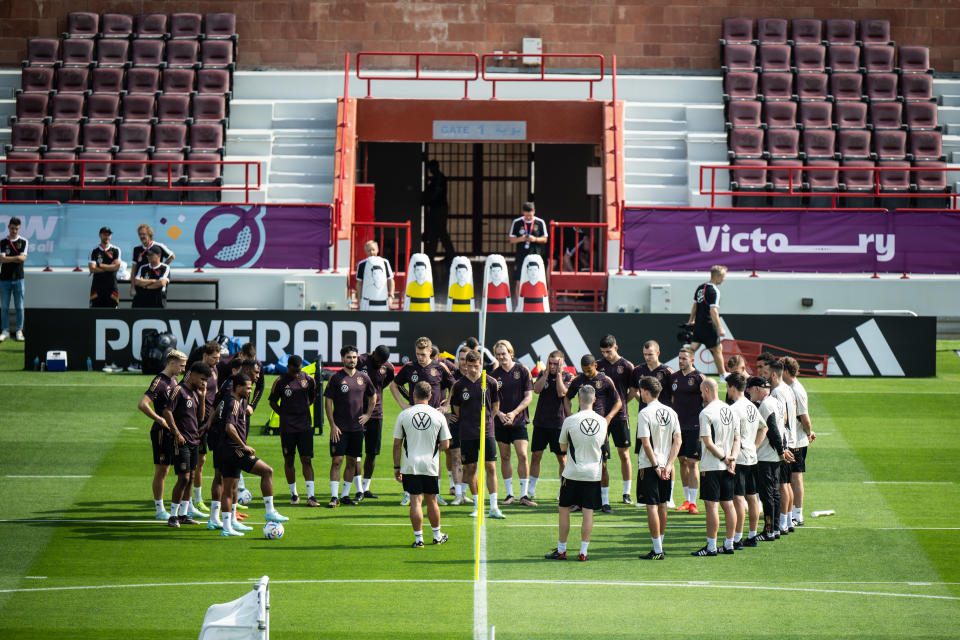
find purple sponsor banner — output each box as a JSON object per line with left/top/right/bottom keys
{"left": 623, "top": 208, "right": 960, "bottom": 274}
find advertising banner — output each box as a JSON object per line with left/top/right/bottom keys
{"left": 0, "top": 203, "right": 331, "bottom": 270}
{"left": 24, "top": 310, "right": 935, "bottom": 377}
{"left": 623, "top": 208, "right": 960, "bottom": 274}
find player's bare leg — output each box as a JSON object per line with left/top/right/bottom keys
{"left": 498, "top": 441, "right": 515, "bottom": 503}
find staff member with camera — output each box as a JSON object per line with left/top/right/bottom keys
{"left": 686, "top": 265, "right": 728, "bottom": 378}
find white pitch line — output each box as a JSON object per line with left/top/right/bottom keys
{"left": 0, "top": 383, "right": 146, "bottom": 388}
{"left": 5, "top": 475, "right": 92, "bottom": 479}
{"left": 811, "top": 390, "right": 960, "bottom": 395}
{"left": 864, "top": 481, "right": 954, "bottom": 485}
{"left": 0, "top": 578, "right": 472, "bottom": 595}
{"left": 474, "top": 524, "right": 488, "bottom": 640}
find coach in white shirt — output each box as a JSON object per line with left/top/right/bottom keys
{"left": 393, "top": 381, "right": 452, "bottom": 548}
{"left": 781, "top": 356, "right": 815, "bottom": 526}
{"left": 768, "top": 360, "right": 797, "bottom": 535}
{"left": 635, "top": 376, "right": 681, "bottom": 560}
{"left": 693, "top": 378, "right": 740, "bottom": 557}
{"left": 544, "top": 385, "right": 607, "bottom": 562}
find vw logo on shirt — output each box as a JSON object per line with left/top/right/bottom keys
{"left": 412, "top": 411, "right": 431, "bottom": 431}
{"left": 655, "top": 408, "right": 671, "bottom": 426}
{"left": 411, "top": 374, "right": 419, "bottom": 383}
{"left": 340, "top": 384, "right": 349, "bottom": 393}
{"left": 720, "top": 407, "right": 733, "bottom": 425}
{"left": 462, "top": 391, "right": 470, "bottom": 400}
{"left": 746, "top": 405, "right": 758, "bottom": 422}
{"left": 580, "top": 418, "right": 600, "bottom": 436}
{"left": 284, "top": 389, "right": 293, "bottom": 397}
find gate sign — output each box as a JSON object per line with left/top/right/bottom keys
{"left": 433, "top": 121, "right": 526, "bottom": 141}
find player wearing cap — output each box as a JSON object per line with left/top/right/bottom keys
{"left": 132, "top": 246, "right": 170, "bottom": 308}
{"left": 635, "top": 376, "right": 681, "bottom": 560}
{"left": 596, "top": 334, "right": 635, "bottom": 505}
{"left": 669, "top": 347, "right": 706, "bottom": 514}
{"left": 393, "top": 381, "right": 452, "bottom": 547}
{"left": 544, "top": 385, "right": 607, "bottom": 561}
{"left": 692, "top": 378, "right": 740, "bottom": 556}
{"left": 529, "top": 350, "right": 572, "bottom": 501}
{"left": 88, "top": 226, "right": 121, "bottom": 308}
{"left": 781, "top": 356, "right": 816, "bottom": 526}
{"left": 727, "top": 372, "right": 761, "bottom": 549}
{"left": 768, "top": 360, "right": 798, "bottom": 535}
{"left": 748, "top": 375, "right": 794, "bottom": 541}
{"left": 490, "top": 340, "right": 536, "bottom": 506}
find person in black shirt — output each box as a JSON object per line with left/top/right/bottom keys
{"left": 421, "top": 160, "right": 456, "bottom": 260}
{"left": 162, "top": 361, "right": 211, "bottom": 527}
{"left": 0, "top": 217, "right": 28, "bottom": 342}
{"left": 356, "top": 345, "right": 395, "bottom": 500}
{"left": 269, "top": 355, "right": 319, "bottom": 506}
{"left": 132, "top": 246, "right": 170, "bottom": 308}
{"left": 88, "top": 226, "right": 121, "bottom": 308}
{"left": 130, "top": 222, "right": 173, "bottom": 298}
{"left": 687, "top": 265, "right": 728, "bottom": 377}
{"left": 529, "top": 350, "right": 572, "bottom": 501}
{"left": 508, "top": 202, "right": 548, "bottom": 297}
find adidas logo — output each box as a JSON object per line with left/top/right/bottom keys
{"left": 821, "top": 318, "right": 904, "bottom": 377}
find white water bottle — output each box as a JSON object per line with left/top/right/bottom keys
{"left": 811, "top": 509, "right": 835, "bottom": 517}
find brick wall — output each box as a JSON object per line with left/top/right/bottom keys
{"left": 2, "top": 1, "right": 958, "bottom": 73}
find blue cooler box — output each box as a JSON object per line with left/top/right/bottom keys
{"left": 46, "top": 350, "right": 68, "bottom": 372}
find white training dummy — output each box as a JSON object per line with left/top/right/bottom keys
{"left": 357, "top": 254, "right": 392, "bottom": 310}
{"left": 515, "top": 253, "right": 549, "bottom": 312}
{"left": 446, "top": 256, "right": 475, "bottom": 312}
{"left": 404, "top": 253, "right": 435, "bottom": 311}
{"left": 482, "top": 253, "right": 512, "bottom": 312}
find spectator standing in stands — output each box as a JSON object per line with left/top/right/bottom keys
{"left": 0, "top": 217, "right": 27, "bottom": 342}
{"left": 132, "top": 246, "right": 170, "bottom": 308}
{"left": 508, "top": 203, "right": 547, "bottom": 299}
{"left": 130, "top": 223, "right": 174, "bottom": 298}
{"left": 355, "top": 240, "right": 395, "bottom": 310}
{"left": 88, "top": 226, "right": 121, "bottom": 309}
{"left": 421, "top": 160, "right": 456, "bottom": 261}
{"left": 687, "top": 265, "right": 728, "bottom": 378}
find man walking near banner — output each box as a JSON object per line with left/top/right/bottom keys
{"left": 687, "top": 265, "right": 727, "bottom": 378}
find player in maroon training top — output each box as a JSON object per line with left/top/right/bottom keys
{"left": 356, "top": 345, "right": 395, "bottom": 500}
{"left": 189, "top": 342, "right": 221, "bottom": 517}
{"left": 138, "top": 349, "right": 187, "bottom": 520}
{"left": 596, "top": 334, "right": 636, "bottom": 506}
{"left": 670, "top": 347, "right": 706, "bottom": 514}
{"left": 162, "top": 361, "right": 211, "bottom": 527}
{"left": 269, "top": 355, "right": 318, "bottom": 506}
{"left": 324, "top": 345, "right": 376, "bottom": 508}
{"left": 490, "top": 339, "right": 535, "bottom": 506}
{"left": 530, "top": 350, "right": 572, "bottom": 500}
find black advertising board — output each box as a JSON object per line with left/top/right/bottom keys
{"left": 24, "top": 310, "right": 935, "bottom": 377}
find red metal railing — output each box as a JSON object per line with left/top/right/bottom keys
{"left": 548, "top": 220, "right": 608, "bottom": 311}
{"left": 700, "top": 163, "right": 959, "bottom": 209}
{"left": 348, "top": 221, "right": 412, "bottom": 310}
{"left": 0, "top": 157, "right": 262, "bottom": 205}
{"left": 720, "top": 339, "right": 829, "bottom": 378}
{"left": 356, "top": 52, "right": 481, "bottom": 99}
{"left": 480, "top": 53, "right": 605, "bottom": 99}
{"left": 331, "top": 51, "right": 353, "bottom": 273}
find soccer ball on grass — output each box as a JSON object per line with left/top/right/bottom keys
{"left": 263, "top": 522, "right": 284, "bottom": 539}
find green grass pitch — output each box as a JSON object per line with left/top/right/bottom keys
{"left": 0, "top": 341, "right": 959, "bottom": 638}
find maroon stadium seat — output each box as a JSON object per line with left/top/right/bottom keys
{"left": 200, "top": 40, "right": 234, "bottom": 69}
{"left": 905, "top": 102, "right": 938, "bottom": 130}
{"left": 64, "top": 12, "right": 99, "bottom": 39}
{"left": 100, "top": 13, "right": 134, "bottom": 39}
{"left": 42, "top": 151, "right": 77, "bottom": 183}
{"left": 14, "top": 94, "right": 50, "bottom": 123}
{"left": 82, "top": 123, "right": 118, "bottom": 152}
{"left": 170, "top": 14, "right": 203, "bottom": 39}
{"left": 92, "top": 67, "right": 124, "bottom": 94}
{"left": 96, "top": 39, "right": 130, "bottom": 68}
{"left": 162, "top": 69, "right": 196, "bottom": 94}
{"left": 86, "top": 93, "right": 121, "bottom": 123}
{"left": 793, "top": 45, "right": 825, "bottom": 73}
{"left": 127, "top": 68, "right": 161, "bottom": 95}
{"left": 801, "top": 129, "right": 837, "bottom": 159}
{"left": 765, "top": 128, "right": 800, "bottom": 158}
{"left": 197, "top": 69, "right": 231, "bottom": 96}
{"left": 721, "top": 18, "right": 755, "bottom": 45}
{"left": 24, "top": 39, "right": 60, "bottom": 67}
{"left": 136, "top": 14, "right": 168, "bottom": 39}
{"left": 908, "top": 131, "right": 943, "bottom": 161}
{"left": 8, "top": 122, "right": 45, "bottom": 151}
{"left": 806, "top": 159, "right": 840, "bottom": 190}
{"left": 158, "top": 95, "right": 190, "bottom": 123}
{"left": 3, "top": 151, "right": 41, "bottom": 184}
{"left": 723, "top": 44, "right": 757, "bottom": 73}
{"left": 132, "top": 40, "right": 165, "bottom": 67}
{"left": 187, "top": 151, "right": 223, "bottom": 184}
{"left": 732, "top": 159, "right": 768, "bottom": 190}
{"left": 62, "top": 39, "right": 95, "bottom": 68}
{"left": 824, "top": 19, "right": 856, "bottom": 46}
{"left": 835, "top": 101, "right": 867, "bottom": 129}
{"left": 154, "top": 123, "right": 189, "bottom": 152}
{"left": 827, "top": 46, "right": 860, "bottom": 74}
{"left": 760, "top": 72, "right": 793, "bottom": 101}
{"left": 840, "top": 160, "right": 876, "bottom": 192}
{"left": 763, "top": 100, "right": 797, "bottom": 129}
{"left": 799, "top": 101, "right": 833, "bottom": 130}
{"left": 51, "top": 94, "right": 84, "bottom": 122}
{"left": 878, "top": 161, "right": 910, "bottom": 191}
{"left": 758, "top": 45, "right": 790, "bottom": 72}
{"left": 898, "top": 46, "right": 931, "bottom": 74}
{"left": 901, "top": 73, "right": 933, "bottom": 101}
{"left": 837, "top": 129, "right": 872, "bottom": 159}
{"left": 727, "top": 100, "right": 762, "bottom": 129}
{"left": 830, "top": 74, "right": 864, "bottom": 101}
{"left": 57, "top": 68, "right": 90, "bottom": 94}
{"left": 204, "top": 13, "right": 238, "bottom": 40}
{"left": 114, "top": 151, "right": 150, "bottom": 185}
{"left": 770, "top": 159, "right": 803, "bottom": 190}
{"left": 150, "top": 151, "right": 186, "bottom": 185}
{"left": 757, "top": 19, "right": 788, "bottom": 45}
{"left": 873, "top": 130, "right": 907, "bottom": 160}
{"left": 913, "top": 161, "right": 947, "bottom": 192}
{"left": 869, "top": 102, "right": 904, "bottom": 130}
{"left": 859, "top": 19, "right": 892, "bottom": 46}
{"left": 20, "top": 67, "right": 54, "bottom": 94}
{"left": 865, "top": 73, "right": 899, "bottom": 102}
{"left": 790, "top": 18, "right": 822, "bottom": 45}
{"left": 166, "top": 40, "right": 200, "bottom": 69}
{"left": 46, "top": 122, "right": 81, "bottom": 152}
{"left": 728, "top": 128, "right": 764, "bottom": 159}
{"left": 121, "top": 95, "right": 156, "bottom": 123}
{"left": 77, "top": 151, "right": 114, "bottom": 184}
{"left": 796, "top": 73, "right": 828, "bottom": 101}
{"left": 118, "top": 123, "right": 152, "bottom": 152}
{"left": 190, "top": 123, "right": 224, "bottom": 155}
{"left": 191, "top": 95, "right": 227, "bottom": 125}
{"left": 863, "top": 45, "right": 895, "bottom": 73}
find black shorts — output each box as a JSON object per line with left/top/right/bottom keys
{"left": 734, "top": 463, "right": 758, "bottom": 496}
{"left": 559, "top": 477, "right": 602, "bottom": 511}
{"left": 700, "top": 469, "right": 735, "bottom": 502}
{"left": 461, "top": 437, "right": 497, "bottom": 465}
{"left": 495, "top": 423, "right": 529, "bottom": 444}
{"left": 171, "top": 443, "right": 199, "bottom": 475}
{"left": 679, "top": 430, "right": 702, "bottom": 460}
{"left": 330, "top": 430, "right": 364, "bottom": 459}
{"left": 790, "top": 446, "right": 807, "bottom": 473}
{"left": 89, "top": 286, "right": 119, "bottom": 308}
{"left": 151, "top": 428, "right": 174, "bottom": 466}
{"left": 364, "top": 418, "right": 382, "bottom": 456}
{"left": 607, "top": 417, "right": 631, "bottom": 449}
{"left": 219, "top": 448, "right": 260, "bottom": 479}
{"left": 636, "top": 466, "right": 672, "bottom": 506}
{"left": 531, "top": 427, "right": 563, "bottom": 455}
{"left": 447, "top": 421, "right": 461, "bottom": 449}
{"left": 693, "top": 323, "right": 721, "bottom": 349}
{"left": 601, "top": 440, "right": 611, "bottom": 461}
{"left": 198, "top": 432, "right": 209, "bottom": 455}
{"left": 401, "top": 474, "right": 440, "bottom": 496}
{"left": 281, "top": 430, "right": 314, "bottom": 459}
{"left": 779, "top": 460, "right": 793, "bottom": 483}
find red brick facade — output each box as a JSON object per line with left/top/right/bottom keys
{"left": 2, "top": 1, "right": 957, "bottom": 72}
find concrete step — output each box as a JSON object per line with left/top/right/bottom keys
{"left": 687, "top": 132, "right": 728, "bottom": 161}
{"left": 624, "top": 118, "right": 687, "bottom": 132}
{"left": 268, "top": 169, "right": 331, "bottom": 185}
{"left": 686, "top": 104, "right": 725, "bottom": 132}
{"left": 272, "top": 117, "right": 337, "bottom": 131}
{"left": 270, "top": 155, "right": 334, "bottom": 174}
{"left": 624, "top": 157, "right": 688, "bottom": 174}
{"left": 222, "top": 155, "right": 268, "bottom": 185}
{"left": 939, "top": 106, "right": 960, "bottom": 125}
{"left": 624, "top": 103, "right": 687, "bottom": 120}
{"left": 625, "top": 183, "right": 689, "bottom": 203}
{"left": 221, "top": 189, "right": 267, "bottom": 203}
{"left": 266, "top": 182, "right": 334, "bottom": 203}
{"left": 623, "top": 143, "right": 687, "bottom": 160}
{"left": 941, "top": 95, "right": 960, "bottom": 107}
{"left": 625, "top": 171, "right": 686, "bottom": 186}
{"left": 226, "top": 129, "right": 272, "bottom": 156}
{"left": 229, "top": 100, "right": 274, "bottom": 129}
{"left": 271, "top": 142, "right": 336, "bottom": 157}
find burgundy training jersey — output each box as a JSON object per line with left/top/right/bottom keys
{"left": 490, "top": 363, "right": 533, "bottom": 427}
{"left": 145, "top": 373, "right": 176, "bottom": 432}
{"left": 595, "top": 357, "right": 634, "bottom": 421}
{"left": 533, "top": 370, "right": 573, "bottom": 429}
{"left": 670, "top": 368, "right": 706, "bottom": 430}
{"left": 214, "top": 395, "right": 249, "bottom": 452}
{"left": 566, "top": 372, "right": 621, "bottom": 420}
{"left": 358, "top": 354, "right": 396, "bottom": 419}
{"left": 323, "top": 369, "right": 375, "bottom": 432}
{"left": 167, "top": 384, "right": 203, "bottom": 446}
{"left": 450, "top": 375, "right": 500, "bottom": 440}
{"left": 269, "top": 371, "right": 317, "bottom": 433}
{"left": 394, "top": 360, "right": 454, "bottom": 409}
{"left": 631, "top": 363, "right": 675, "bottom": 409}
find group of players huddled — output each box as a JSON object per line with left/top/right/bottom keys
{"left": 138, "top": 334, "right": 813, "bottom": 556}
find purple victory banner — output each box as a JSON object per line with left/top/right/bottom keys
{"left": 623, "top": 208, "right": 960, "bottom": 274}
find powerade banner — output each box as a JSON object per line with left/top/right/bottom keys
{"left": 24, "top": 310, "right": 935, "bottom": 376}
{"left": 0, "top": 203, "right": 331, "bottom": 269}
{"left": 623, "top": 208, "right": 960, "bottom": 274}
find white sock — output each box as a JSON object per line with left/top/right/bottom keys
{"left": 623, "top": 479, "right": 631, "bottom": 495}
{"left": 652, "top": 536, "right": 663, "bottom": 553}
{"left": 305, "top": 481, "right": 314, "bottom": 498}
{"left": 222, "top": 512, "right": 232, "bottom": 532}
{"left": 489, "top": 493, "right": 498, "bottom": 510}
{"left": 681, "top": 486, "right": 689, "bottom": 502}
{"left": 362, "top": 477, "right": 371, "bottom": 492}
{"left": 237, "top": 475, "right": 245, "bottom": 490}
{"left": 209, "top": 501, "right": 221, "bottom": 522}
{"left": 707, "top": 537, "right": 717, "bottom": 552}
{"left": 264, "top": 496, "right": 275, "bottom": 513}
{"left": 504, "top": 477, "right": 513, "bottom": 497}
{"left": 528, "top": 477, "right": 538, "bottom": 495}
{"left": 601, "top": 486, "right": 610, "bottom": 505}
{"left": 330, "top": 481, "right": 339, "bottom": 499}
{"left": 659, "top": 535, "right": 665, "bottom": 547}
{"left": 749, "top": 529, "right": 757, "bottom": 539}
{"left": 154, "top": 499, "right": 164, "bottom": 513}
{"left": 669, "top": 479, "right": 675, "bottom": 501}
{"left": 724, "top": 537, "right": 734, "bottom": 550}
{"left": 793, "top": 506, "right": 802, "bottom": 520}
{"left": 448, "top": 471, "right": 455, "bottom": 489}
{"left": 414, "top": 529, "right": 423, "bottom": 542}
{"left": 180, "top": 501, "right": 190, "bottom": 516}
{"left": 455, "top": 483, "right": 463, "bottom": 497}
{"left": 780, "top": 513, "right": 789, "bottom": 530}
{"left": 231, "top": 505, "right": 238, "bottom": 525}
{"left": 171, "top": 502, "right": 180, "bottom": 517}
{"left": 354, "top": 476, "right": 363, "bottom": 493}
{"left": 734, "top": 532, "right": 743, "bottom": 542}
{"left": 288, "top": 483, "right": 298, "bottom": 497}
{"left": 460, "top": 483, "right": 469, "bottom": 496}
{"left": 193, "top": 487, "right": 202, "bottom": 503}
{"left": 579, "top": 541, "right": 589, "bottom": 555}
{"left": 689, "top": 488, "right": 698, "bottom": 504}
{"left": 431, "top": 525, "right": 442, "bottom": 540}
{"left": 520, "top": 478, "right": 529, "bottom": 497}
{"left": 340, "top": 482, "right": 352, "bottom": 498}
{"left": 557, "top": 541, "right": 567, "bottom": 553}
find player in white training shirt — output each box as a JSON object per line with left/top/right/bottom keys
{"left": 635, "top": 376, "right": 681, "bottom": 560}
{"left": 727, "top": 372, "right": 761, "bottom": 549}
{"left": 781, "top": 356, "right": 815, "bottom": 526}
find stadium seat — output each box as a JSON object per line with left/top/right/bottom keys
{"left": 728, "top": 128, "right": 764, "bottom": 159}
{"left": 200, "top": 40, "right": 234, "bottom": 70}
{"left": 769, "top": 159, "right": 803, "bottom": 190}
{"left": 727, "top": 100, "right": 762, "bottom": 130}
{"left": 763, "top": 100, "right": 797, "bottom": 129}
{"left": 100, "top": 13, "right": 134, "bottom": 39}
{"left": 166, "top": 40, "right": 200, "bottom": 69}
{"left": 830, "top": 73, "right": 864, "bottom": 101}
{"left": 186, "top": 151, "right": 224, "bottom": 199}
{"left": 190, "top": 123, "right": 225, "bottom": 155}
{"left": 23, "top": 39, "right": 60, "bottom": 67}
{"left": 158, "top": 95, "right": 190, "bottom": 123}
{"left": 61, "top": 39, "right": 95, "bottom": 68}
{"left": 86, "top": 93, "right": 120, "bottom": 123}
{"left": 765, "top": 128, "right": 800, "bottom": 158}
{"left": 793, "top": 45, "right": 826, "bottom": 73}
{"left": 796, "top": 73, "right": 828, "bottom": 101}
{"left": 154, "top": 123, "right": 189, "bottom": 152}
{"left": 114, "top": 151, "right": 150, "bottom": 185}
{"left": 800, "top": 129, "right": 837, "bottom": 160}
{"left": 865, "top": 73, "right": 899, "bottom": 102}
{"left": 7, "top": 122, "right": 46, "bottom": 152}
{"left": 77, "top": 151, "right": 114, "bottom": 183}
{"left": 824, "top": 19, "right": 856, "bottom": 46}
{"left": 96, "top": 39, "right": 130, "bottom": 68}
{"left": 901, "top": 73, "right": 933, "bottom": 101}
{"left": 905, "top": 101, "right": 938, "bottom": 130}
{"left": 57, "top": 68, "right": 90, "bottom": 94}
{"left": 42, "top": 151, "right": 77, "bottom": 183}
{"left": 869, "top": 102, "right": 904, "bottom": 130}
{"left": 205, "top": 13, "right": 238, "bottom": 41}
{"left": 837, "top": 129, "right": 872, "bottom": 159}
{"left": 731, "top": 159, "right": 769, "bottom": 190}
{"left": 162, "top": 69, "right": 196, "bottom": 94}
{"left": 758, "top": 45, "right": 790, "bottom": 72}
{"left": 2, "top": 151, "right": 41, "bottom": 184}
{"left": 913, "top": 160, "right": 948, "bottom": 192}
{"left": 82, "top": 122, "right": 118, "bottom": 152}
{"left": 121, "top": 95, "right": 156, "bottom": 123}
{"left": 840, "top": 159, "right": 876, "bottom": 192}
{"left": 192, "top": 95, "right": 227, "bottom": 125}
{"left": 197, "top": 69, "right": 231, "bottom": 97}
{"left": 92, "top": 67, "right": 124, "bottom": 94}
{"left": 863, "top": 45, "right": 895, "bottom": 73}
{"left": 150, "top": 151, "right": 186, "bottom": 185}
{"left": 835, "top": 101, "right": 867, "bottom": 129}
{"left": 136, "top": 13, "right": 168, "bottom": 39}
{"left": 760, "top": 72, "right": 793, "bottom": 101}
{"left": 118, "top": 123, "right": 152, "bottom": 152}
{"left": 13, "top": 93, "right": 50, "bottom": 124}
{"left": 132, "top": 40, "right": 165, "bottom": 67}
{"left": 827, "top": 45, "right": 860, "bottom": 74}
{"left": 859, "top": 19, "right": 892, "bottom": 46}
{"left": 720, "top": 18, "right": 755, "bottom": 45}
{"left": 790, "top": 18, "right": 822, "bottom": 45}
{"left": 805, "top": 159, "right": 840, "bottom": 191}
{"left": 908, "top": 131, "right": 943, "bottom": 161}
{"left": 878, "top": 160, "right": 910, "bottom": 191}
{"left": 127, "top": 68, "right": 161, "bottom": 95}
{"left": 170, "top": 13, "right": 203, "bottom": 39}
{"left": 799, "top": 101, "right": 833, "bottom": 129}
{"left": 723, "top": 44, "right": 757, "bottom": 73}
{"left": 46, "top": 122, "right": 81, "bottom": 153}
{"left": 19, "top": 67, "right": 55, "bottom": 95}
{"left": 873, "top": 130, "right": 907, "bottom": 160}
{"left": 757, "top": 19, "right": 788, "bottom": 45}
{"left": 898, "top": 46, "right": 931, "bottom": 74}
{"left": 63, "top": 12, "right": 99, "bottom": 39}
